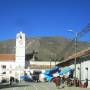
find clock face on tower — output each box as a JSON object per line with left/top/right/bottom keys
{"left": 19, "top": 39, "right": 23, "bottom": 45}
{"left": 17, "top": 34, "right": 24, "bottom": 47}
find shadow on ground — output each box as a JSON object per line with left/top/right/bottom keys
{"left": 0, "top": 84, "right": 29, "bottom": 89}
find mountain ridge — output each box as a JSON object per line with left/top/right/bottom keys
{"left": 0, "top": 36, "right": 90, "bottom": 61}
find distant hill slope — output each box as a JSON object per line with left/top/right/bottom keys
{"left": 0, "top": 39, "right": 15, "bottom": 54}
{"left": 0, "top": 37, "right": 90, "bottom": 61}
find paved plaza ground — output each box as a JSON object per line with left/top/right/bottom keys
{"left": 0, "top": 82, "right": 90, "bottom": 90}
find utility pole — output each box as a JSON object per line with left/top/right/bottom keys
{"left": 74, "top": 32, "right": 77, "bottom": 80}
{"left": 67, "top": 30, "right": 78, "bottom": 81}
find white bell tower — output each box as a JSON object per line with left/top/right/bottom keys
{"left": 16, "top": 32, "right": 25, "bottom": 68}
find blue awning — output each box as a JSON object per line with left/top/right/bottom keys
{"left": 44, "top": 66, "right": 61, "bottom": 75}
{"left": 59, "top": 67, "right": 73, "bottom": 75}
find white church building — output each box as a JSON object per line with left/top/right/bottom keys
{"left": 0, "top": 32, "right": 60, "bottom": 81}
{"left": 0, "top": 32, "right": 25, "bottom": 81}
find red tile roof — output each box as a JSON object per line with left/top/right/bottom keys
{"left": 60, "top": 47, "right": 90, "bottom": 63}
{"left": 0, "top": 54, "right": 15, "bottom": 61}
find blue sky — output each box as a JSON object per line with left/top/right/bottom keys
{"left": 0, "top": 0, "right": 90, "bottom": 41}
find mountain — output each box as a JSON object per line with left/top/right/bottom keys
{"left": 0, "top": 37, "right": 90, "bottom": 61}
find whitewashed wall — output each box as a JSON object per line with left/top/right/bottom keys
{"left": 30, "top": 61, "right": 60, "bottom": 65}
{"left": 81, "top": 60, "right": 90, "bottom": 88}
{"left": 71, "top": 60, "right": 90, "bottom": 88}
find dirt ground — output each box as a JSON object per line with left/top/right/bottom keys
{"left": 0, "top": 82, "right": 90, "bottom": 90}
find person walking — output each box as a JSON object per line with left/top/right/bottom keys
{"left": 52, "top": 76, "right": 61, "bottom": 89}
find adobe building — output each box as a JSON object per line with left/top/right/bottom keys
{"left": 57, "top": 47, "right": 90, "bottom": 88}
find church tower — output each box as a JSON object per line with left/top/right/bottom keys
{"left": 16, "top": 32, "right": 25, "bottom": 68}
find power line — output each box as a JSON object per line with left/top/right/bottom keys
{"left": 59, "top": 23, "right": 90, "bottom": 60}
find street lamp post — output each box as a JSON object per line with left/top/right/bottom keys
{"left": 68, "top": 30, "right": 78, "bottom": 80}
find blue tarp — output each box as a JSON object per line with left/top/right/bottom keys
{"left": 43, "top": 66, "right": 61, "bottom": 81}
{"left": 20, "top": 75, "right": 32, "bottom": 81}
{"left": 44, "top": 66, "right": 61, "bottom": 75}
{"left": 44, "top": 74, "right": 53, "bottom": 81}
{"left": 43, "top": 66, "right": 73, "bottom": 81}
{"left": 59, "top": 67, "right": 73, "bottom": 75}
